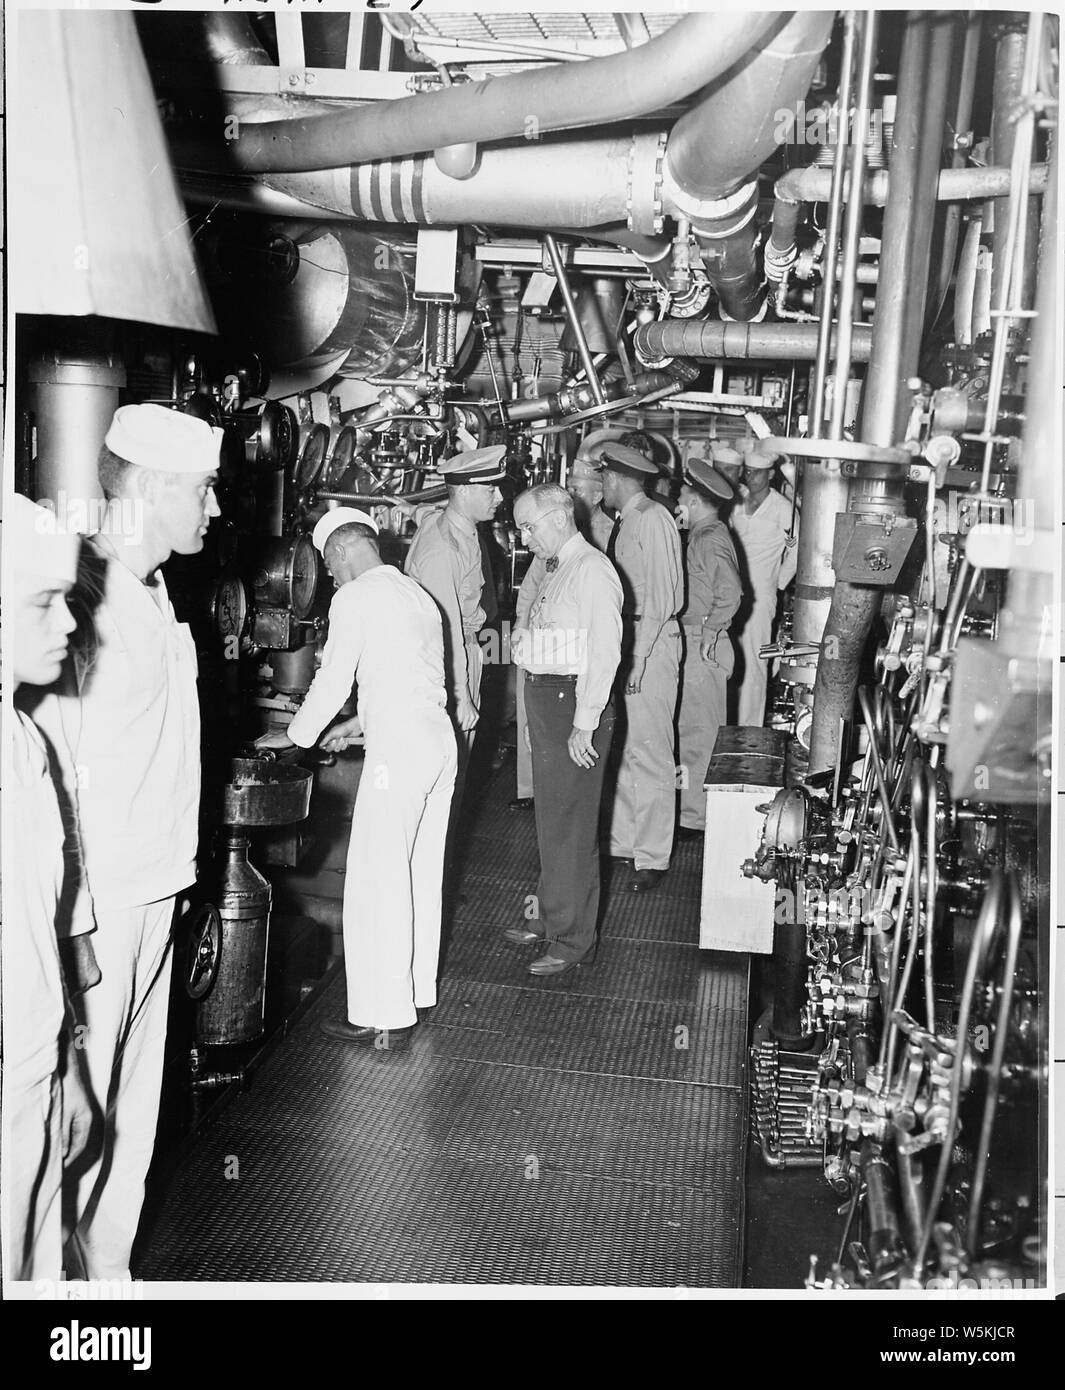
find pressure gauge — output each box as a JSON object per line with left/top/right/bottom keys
{"left": 324, "top": 425, "right": 358, "bottom": 487}
{"left": 236, "top": 400, "right": 299, "bottom": 471}
{"left": 251, "top": 535, "right": 319, "bottom": 620}
{"left": 289, "top": 534, "right": 319, "bottom": 618}
{"left": 213, "top": 572, "right": 249, "bottom": 642}
{"left": 292, "top": 422, "right": 331, "bottom": 491}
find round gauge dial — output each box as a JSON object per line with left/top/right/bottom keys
{"left": 289, "top": 534, "right": 319, "bottom": 619}
{"left": 325, "top": 426, "right": 358, "bottom": 487}
{"left": 293, "top": 423, "right": 330, "bottom": 490}
{"left": 213, "top": 573, "right": 249, "bottom": 641}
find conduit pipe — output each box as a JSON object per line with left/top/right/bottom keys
{"left": 770, "top": 161, "right": 1047, "bottom": 209}
{"left": 930, "top": 13, "right": 982, "bottom": 326}
{"left": 789, "top": 13, "right": 870, "bottom": 699}
{"left": 180, "top": 12, "right": 781, "bottom": 175}
{"left": 634, "top": 319, "right": 873, "bottom": 363}
{"left": 808, "top": 11, "right": 956, "bottom": 776}
{"left": 990, "top": 24, "right": 1043, "bottom": 311}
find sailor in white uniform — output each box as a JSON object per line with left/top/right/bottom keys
{"left": 257, "top": 508, "right": 457, "bottom": 1048}
{"left": 2, "top": 496, "right": 91, "bottom": 1282}
{"left": 730, "top": 441, "right": 798, "bottom": 726}
{"left": 31, "top": 404, "right": 222, "bottom": 1279}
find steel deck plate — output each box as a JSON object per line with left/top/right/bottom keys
{"left": 137, "top": 759, "right": 749, "bottom": 1286}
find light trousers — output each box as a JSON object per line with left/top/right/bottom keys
{"left": 609, "top": 625, "right": 681, "bottom": 871}
{"left": 67, "top": 898, "right": 175, "bottom": 1280}
{"left": 737, "top": 600, "right": 774, "bottom": 727}
{"left": 677, "top": 629, "right": 732, "bottom": 831}
{"left": 343, "top": 713, "right": 457, "bottom": 1031}
{"left": 3, "top": 1071, "right": 63, "bottom": 1281}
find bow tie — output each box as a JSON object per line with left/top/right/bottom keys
{"left": 544, "top": 556, "right": 559, "bottom": 572}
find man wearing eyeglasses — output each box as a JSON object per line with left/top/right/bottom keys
{"left": 506, "top": 486, "right": 623, "bottom": 976}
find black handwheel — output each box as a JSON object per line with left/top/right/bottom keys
{"left": 186, "top": 904, "right": 222, "bottom": 1001}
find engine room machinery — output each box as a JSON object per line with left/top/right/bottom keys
{"left": 9, "top": 6, "right": 1058, "bottom": 1292}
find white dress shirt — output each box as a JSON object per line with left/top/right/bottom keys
{"left": 514, "top": 532, "right": 622, "bottom": 732}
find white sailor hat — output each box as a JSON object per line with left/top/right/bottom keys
{"left": 437, "top": 444, "right": 507, "bottom": 485}
{"left": 105, "top": 403, "right": 224, "bottom": 474}
{"left": 682, "top": 459, "right": 735, "bottom": 502}
{"left": 709, "top": 441, "right": 744, "bottom": 470}
{"left": 741, "top": 438, "right": 784, "bottom": 470}
{"left": 311, "top": 505, "right": 379, "bottom": 555}
{"left": 595, "top": 443, "right": 659, "bottom": 481}
{"left": 6, "top": 493, "right": 80, "bottom": 583}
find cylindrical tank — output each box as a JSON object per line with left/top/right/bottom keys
{"left": 30, "top": 348, "right": 126, "bottom": 507}
{"left": 269, "top": 642, "right": 317, "bottom": 697}
{"left": 196, "top": 831, "right": 272, "bottom": 1047}
{"left": 209, "top": 226, "right": 427, "bottom": 380}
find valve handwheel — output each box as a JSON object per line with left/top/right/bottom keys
{"left": 186, "top": 904, "right": 222, "bottom": 1001}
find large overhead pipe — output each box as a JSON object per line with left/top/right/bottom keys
{"left": 662, "top": 11, "right": 835, "bottom": 320}
{"left": 179, "top": 13, "right": 780, "bottom": 175}
{"left": 634, "top": 319, "right": 873, "bottom": 362}
{"left": 809, "top": 11, "right": 957, "bottom": 776}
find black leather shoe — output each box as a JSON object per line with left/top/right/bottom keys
{"left": 527, "top": 950, "right": 595, "bottom": 977}
{"left": 676, "top": 826, "right": 703, "bottom": 842}
{"left": 508, "top": 797, "right": 534, "bottom": 811}
{"left": 502, "top": 927, "right": 543, "bottom": 946}
{"left": 319, "top": 1017, "right": 415, "bottom": 1050}
{"left": 631, "top": 868, "right": 667, "bottom": 893}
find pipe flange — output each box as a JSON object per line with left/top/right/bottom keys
{"left": 628, "top": 131, "right": 667, "bottom": 237}
{"left": 662, "top": 174, "right": 759, "bottom": 238}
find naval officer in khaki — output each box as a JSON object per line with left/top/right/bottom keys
{"left": 676, "top": 460, "right": 743, "bottom": 835}
{"left": 597, "top": 443, "right": 684, "bottom": 891}
{"left": 404, "top": 445, "right": 505, "bottom": 755}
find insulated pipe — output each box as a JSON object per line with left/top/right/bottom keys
{"left": 183, "top": 13, "right": 781, "bottom": 175}
{"left": 260, "top": 136, "right": 637, "bottom": 229}
{"left": 664, "top": 12, "right": 835, "bottom": 199}
{"left": 770, "top": 161, "right": 1047, "bottom": 207}
{"left": 808, "top": 12, "right": 956, "bottom": 775}
{"left": 634, "top": 319, "right": 873, "bottom": 362}
{"left": 663, "top": 11, "right": 835, "bottom": 320}
{"left": 503, "top": 367, "right": 685, "bottom": 423}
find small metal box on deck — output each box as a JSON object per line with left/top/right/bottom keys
{"left": 699, "top": 727, "right": 787, "bottom": 954}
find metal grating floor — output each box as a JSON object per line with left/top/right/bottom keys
{"left": 138, "top": 759, "right": 749, "bottom": 1286}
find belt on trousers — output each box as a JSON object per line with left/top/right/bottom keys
{"left": 524, "top": 671, "right": 577, "bottom": 684}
